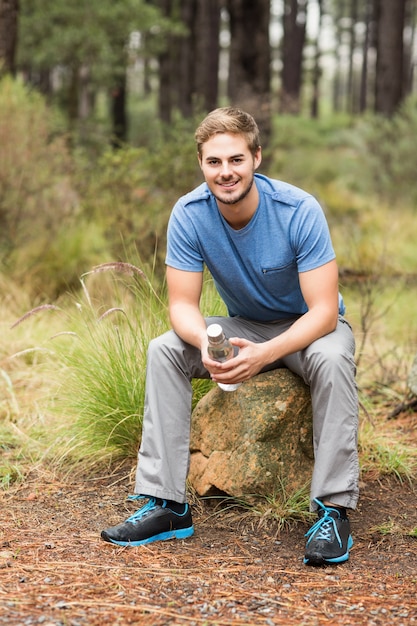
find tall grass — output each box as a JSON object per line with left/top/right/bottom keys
{"left": 6, "top": 263, "right": 223, "bottom": 474}
{"left": 32, "top": 263, "right": 167, "bottom": 465}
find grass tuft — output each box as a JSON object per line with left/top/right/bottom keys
{"left": 97, "top": 307, "right": 128, "bottom": 322}
{"left": 359, "top": 421, "right": 417, "bottom": 483}
{"left": 10, "top": 305, "right": 62, "bottom": 329}
{"left": 202, "top": 480, "right": 312, "bottom": 533}
{"left": 82, "top": 262, "right": 147, "bottom": 280}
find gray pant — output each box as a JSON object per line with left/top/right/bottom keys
{"left": 135, "top": 316, "right": 359, "bottom": 511}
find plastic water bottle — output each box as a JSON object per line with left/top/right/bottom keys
{"left": 207, "top": 323, "right": 241, "bottom": 392}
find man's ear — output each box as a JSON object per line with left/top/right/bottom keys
{"left": 254, "top": 146, "right": 262, "bottom": 170}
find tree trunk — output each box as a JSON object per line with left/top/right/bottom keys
{"left": 403, "top": 0, "right": 416, "bottom": 95}
{"left": 158, "top": 0, "right": 221, "bottom": 121}
{"left": 194, "top": 0, "right": 220, "bottom": 113}
{"left": 68, "top": 65, "right": 80, "bottom": 129}
{"left": 332, "top": 0, "right": 345, "bottom": 113}
{"left": 0, "top": 0, "right": 19, "bottom": 76}
{"left": 375, "top": 0, "right": 407, "bottom": 116}
{"left": 177, "top": 0, "right": 196, "bottom": 118}
{"left": 158, "top": 46, "right": 172, "bottom": 123}
{"left": 310, "top": 0, "right": 322, "bottom": 119}
{"left": 280, "top": 0, "right": 307, "bottom": 115}
{"left": 227, "top": 0, "right": 271, "bottom": 144}
{"left": 359, "top": 0, "right": 373, "bottom": 112}
{"left": 347, "top": 0, "right": 358, "bottom": 113}
{"left": 111, "top": 78, "right": 127, "bottom": 146}
{"left": 157, "top": 0, "right": 173, "bottom": 124}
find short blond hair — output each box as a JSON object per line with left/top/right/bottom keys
{"left": 195, "top": 107, "right": 260, "bottom": 157}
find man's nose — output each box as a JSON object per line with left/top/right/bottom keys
{"left": 220, "top": 162, "right": 232, "bottom": 177}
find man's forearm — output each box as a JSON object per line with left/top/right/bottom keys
{"left": 263, "top": 308, "right": 338, "bottom": 365}
{"left": 169, "top": 303, "right": 208, "bottom": 350}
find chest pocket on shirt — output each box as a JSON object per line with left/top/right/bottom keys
{"left": 260, "top": 261, "right": 300, "bottom": 297}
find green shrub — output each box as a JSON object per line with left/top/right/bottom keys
{"left": 0, "top": 77, "right": 72, "bottom": 265}
{"left": 269, "top": 114, "right": 359, "bottom": 190}
{"left": 71, "top": 115, "right": 201, "bottom": 287}
{"left": 359, "top": 97, "right": 417, "bottom": 204}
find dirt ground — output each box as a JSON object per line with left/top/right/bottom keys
{"left": 1, "top": 451, "right": 416, "bottom": 626}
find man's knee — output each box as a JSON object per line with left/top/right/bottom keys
{"left": 147, "top": 330, "right": 179, "bottom": 359}
{"left": 305, "top": 344, "right": 356, "bottom": 379}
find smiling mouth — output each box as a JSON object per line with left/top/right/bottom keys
{"left": 219, "top": 180, "right": 239, "bottom": 189}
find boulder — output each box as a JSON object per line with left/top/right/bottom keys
{"left": 189, "top": 369, "right": 314, "bottom": 498}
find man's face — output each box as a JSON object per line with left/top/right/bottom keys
{"left": 198, "top": 133, "right": 262, "bottom": 207}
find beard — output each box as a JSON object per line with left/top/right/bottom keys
{"left": 212, "top": 176, "right": 255, "bottom": 205}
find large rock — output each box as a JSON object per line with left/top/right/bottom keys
{"left": 189, "top": 369, "right": 314, "bottom": 498}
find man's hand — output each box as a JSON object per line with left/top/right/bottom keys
{"left": 202, "top": 337, "right": 270, "bottom": 385}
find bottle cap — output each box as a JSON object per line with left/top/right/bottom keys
{"left": 207, "top": 323, "right": 224, "bottom": 341}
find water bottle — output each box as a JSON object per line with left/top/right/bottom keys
{"left": 206, "top": 323, "right": 241, "bottom": 392}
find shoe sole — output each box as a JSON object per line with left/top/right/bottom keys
{"left": 102, "top": 525, "right": 194, "bottom": 547}
{"left": 304, "top": 535, "right": 353, "bottom": 565}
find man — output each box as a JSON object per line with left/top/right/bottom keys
{"left": 101, "top": 107, "right": 359, "bottom": 566}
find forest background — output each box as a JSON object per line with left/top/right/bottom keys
{"left": 0, "top": 0, "right": 417, "bottom": 503}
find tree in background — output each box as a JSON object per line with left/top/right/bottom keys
{"left": 309, "top": 0, "right": 323, "bottom": 119}
{"left": 17, "top": 0, "right": 167, "bottom": 141}
{"left": 193, "top": 0, "right": 221, "bottom": 114}
{"left": 155, "top": 0, "right": 220, "bottom": 124}
{"left": 375, "top": 0, "right": 408, "bottom": 116}
{"left": 359, "top": 0, "right": 374, "bottom": 112}
{"left": 0, "top": 0, "right": 19, "bottom": 77}
{"left": 10, "top": 0, "right": 417, "bottom": 143}
{"left": 152, "top": 0, "right": 271, "bottom": 144}
{"left": 404, "top": 0, "right": 417, "bottom": 94}
{"left": 280, "top": 0, "right": 307, "bottom": 114}
{"left": 330, "top": 0, "right": 415, "bottom": 117}
{"left": 154, "top": 0, "right": 173, "bottom": 124}
{"left": 227, "top": 0, "right": 271, "bottom": 142}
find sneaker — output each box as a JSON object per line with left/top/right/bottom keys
{"left": 304, "top": 499, "right": 353, "bottom": 565}
{"left": 101, "top": 495, "right": 194, "bottom": 547}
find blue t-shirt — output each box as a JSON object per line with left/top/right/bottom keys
{"left": 166, "top": 174, "right": 344, "bottom": 322}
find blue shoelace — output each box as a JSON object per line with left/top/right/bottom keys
{"left": 125, "top": 495, "right": 162, "bottom": 522}
{"left": 305, "top": 499, "right": 343, "bottom": 548}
